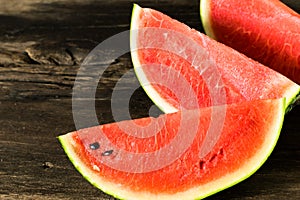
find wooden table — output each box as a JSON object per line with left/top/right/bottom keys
{"left": 0, "top": 0, "right": 299, "bottom": 199}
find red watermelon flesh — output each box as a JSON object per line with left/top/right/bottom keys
{"left": 130, "top": 4, "right": 300, "bottom": 114}
{"left": 200, "top": 0, "right": 300, "bottom": 84}
{"left": 59, "top": 99, "right": 285, "bottom": 199}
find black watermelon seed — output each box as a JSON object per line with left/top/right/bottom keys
{"left": 89, "top": 142, "right": 100, "bottom": 150}
{"left": 209, "top": 154, "right": 217, "bottom": 162}
{"left": 219, "top": 148, "right": 224, "bottom": 156}
{"left": 199, "top": 161, "right": 205, "bottom": 170}
{"left": 102, "top": 150, "right": 113, "bottom": 156}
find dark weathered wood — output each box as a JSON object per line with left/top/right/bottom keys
{"left": 0, "top": 0, "right": 299, "bottom": 199}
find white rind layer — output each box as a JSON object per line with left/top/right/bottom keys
{"left": 130, "top": 4, "right": 178, "bottom": 114}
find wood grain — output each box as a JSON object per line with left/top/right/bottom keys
{"left": 0, "top": 0, "right": 299, "bottom": 199}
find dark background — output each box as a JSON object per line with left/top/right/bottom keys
{"left": 0, "top": 0, "right": 299, "bottom": 199}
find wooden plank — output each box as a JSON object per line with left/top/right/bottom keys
{"left": 0, "top": 0, "right": 299, "bottom": 199}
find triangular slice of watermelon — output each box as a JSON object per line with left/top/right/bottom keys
{"left": 130, "top": 4, "right": 300, "bottom": 113}
{"left": 200, "top": 0, "right": 300, "bottom": 84}
{"left": 59, "top": 98, "right": 285, "bottom": 199}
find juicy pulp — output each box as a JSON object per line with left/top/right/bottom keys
{"left": 130, "top": 4, "right": 300, "bottom": 114}
{"left": 59, "top": 98, "right": 285, "bottom": 200}
{"left": 200, "top": 0, "right": 300, "bottom": 84}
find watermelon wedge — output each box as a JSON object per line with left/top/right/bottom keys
{"left": 59, "top": 99, "right": 285, "bottom": 199}
{"left": 59, "top": 99, "right": 285, "bottom": 200}
{"left": 200, "top": 0, "right": 300, "bottom": 84}
{"left": 130, "top": 4, "right": 300, "bottom": 114}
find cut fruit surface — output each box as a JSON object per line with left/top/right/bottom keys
{"left": 130, "top": 4, "right": 300, "bottom": 113}
{"left": 59, "top": 98, "right": 285, "bottom": 200}
{"left": 200, "top": 0, "right": 300, "bottom": 84}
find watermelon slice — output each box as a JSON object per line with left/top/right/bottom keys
{"left": 59, "top": 98, "right": 285, "bottom": 199}
{"left": 130, "top": 4, "right": 300, "bottom": 114}
{"left": 200, "top": 0, "right": 300, "bottom": 84}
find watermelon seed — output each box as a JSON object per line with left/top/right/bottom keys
{"left": 218, "top": 148, "right": 224, "bottom": 156}
{"left": 209, "top": 154, "right": 217, "bottom": 162}
{"left": 102, "top": 150, "right": 113, "bottom": 156}
{"left": 89, "top": 142, "right": 100, "bottom": 150}
{"left": 199, "top": 161, "right": 205, "bottom": 170}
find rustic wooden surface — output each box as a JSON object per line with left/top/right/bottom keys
{"left": 0, "top": 0, "right": 299, "bottom": 199}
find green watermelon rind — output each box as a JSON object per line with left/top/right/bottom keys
{"left": 58, "top": 98, "right": 286, "bottom": 200}
{"left": 200, "top": 0, "right": 217, "bottom": 40}
{"left": 58, "top": 135, "right": 123, "bottom": 200}
{"left": 286, "top": 91, "right": 300, "bottom": 113}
